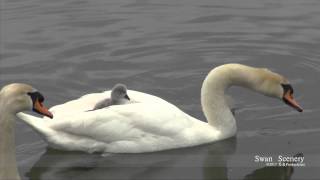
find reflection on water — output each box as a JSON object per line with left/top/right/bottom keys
{"left": 243, "top": 166, "right": 293, "bottom": 180}
{"left": 1, "top": 0, "right": 320, "bottom": 179}
{"left": 26, "top": 138, "right": 297, "bottom": 180}
{"left": 243, "top": 153, "right": 303, "bottom": 180}
{"left": 27, "top": 138, "right": 236, "bottom": 180}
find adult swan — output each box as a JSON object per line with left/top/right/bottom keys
{"left": 0, "top": 83, "right": 53, "bottom": 180}
{"left": 17, "top": 64, "right": 303, "bottom": 154}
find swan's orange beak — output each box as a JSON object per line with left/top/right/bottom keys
{"left": 34, "top": 99, "right": 53, "bottom": 119}
{"left": 283, "top": 91, "right": 303, "bottom": 112}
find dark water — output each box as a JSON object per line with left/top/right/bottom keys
{"left": 1, "top": 0, "right": 320, "bottom": 179}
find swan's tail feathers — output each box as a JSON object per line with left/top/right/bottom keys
{"left": 16, "top": 112, "right": 55, "bottom": 138}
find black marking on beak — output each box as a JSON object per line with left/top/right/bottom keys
{"left": 281, "top": 84, "right": 303, "bottom": 112}
{"left": 27, "top": 91, "right": 44, "bottom": 106}
{"left": 282, "top": 84, "right": 293, "bottom": 105}
{"left": 281, "top": 84, "right": 294, "bottom": 96}
{"left": 27, "top": 91, "right": 53, "bottom": 118}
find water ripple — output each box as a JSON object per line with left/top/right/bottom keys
{"left": 1, "top": 0, "right": 320, "bottom": 179}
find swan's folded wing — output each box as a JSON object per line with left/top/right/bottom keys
{"left": 49, "top": 90, "right": 169, "bottom": 116}
{"left": 49, "top": 92, "right": 110, "bottom": 115}
{"left": 48, "top": 102, "right": 193, "bottom": 144}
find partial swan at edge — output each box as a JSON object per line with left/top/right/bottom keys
{"left": 0, "top": 83, "right": 53, "bottom": 180}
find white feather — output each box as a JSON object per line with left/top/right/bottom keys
{"left": 17, "top": 64, "right": 291, "bottom": 153}
{"left": 18, "top": 90, "right": 218, "bottom": 153}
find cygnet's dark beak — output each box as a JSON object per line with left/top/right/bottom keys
{"left": 28, "top": 92, "right": 53, "bottom": 118}
{"left": 124, "top": 94, "right": 130, "bottom": 100}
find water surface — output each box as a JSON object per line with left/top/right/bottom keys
{"left": 1, "top": 0, "right": 320, "bottom": 179}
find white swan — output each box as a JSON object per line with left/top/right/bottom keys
{"left": 17, "top": 64, "right": 303, "bottom": 154}
{"left": 0, "top": 83, "right": 53, "bottom": 180}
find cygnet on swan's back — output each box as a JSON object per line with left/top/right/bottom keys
{"left": 91, "top": 84, "right": 130, "bottom": 111}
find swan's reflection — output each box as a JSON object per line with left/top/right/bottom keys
{"left": 26, "top": 138, "right": 296, "bottom": 180}
{"left": 243, "top": 166, "right": 294, "bottom": 180}
{"left": 27, "top": 138, "right": 235, "bottom": 180}
{"left": 242, "top": 153, "right": 302, "bottom": 180}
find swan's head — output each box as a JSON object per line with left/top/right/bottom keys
{"left": 0, "top": 83, "right": 53, "bottom": 118}
{"left": 255, "top": 68, "right": 303, "bottom": 112}
{"left": 111, "top": 83, "right": 130, "bottom": 101}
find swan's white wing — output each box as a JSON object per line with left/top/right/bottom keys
{"left": 47, "top": 102, "right": 213, "bottom": 152}
{"left": 50, "top": 103, "right": 189, "bottom": 138}
{"left": 20, "top": 90, "right": 217, "bottom": 153}
{"left": 49, "top": 90, "right": 169, "bottom": 116}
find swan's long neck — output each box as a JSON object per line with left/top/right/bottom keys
{"left": 201, "top": 64, "right": 262, "bottom": 139}
{"left": 0, "top": 101, "right": 20, "bottom": 180}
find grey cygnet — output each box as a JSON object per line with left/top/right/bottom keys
{"left": 90, "top": 84, "right": 130, "bottom": 111}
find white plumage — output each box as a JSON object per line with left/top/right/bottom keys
{"left": 17, "top": 64, "right": 302, "bottom": 153}
{"left": 19, "top": 90, "right": 218, "bottom": 153}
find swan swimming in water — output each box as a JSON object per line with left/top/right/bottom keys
{"left": 89, "top": 84, "right": 131, "bottom": 111}
{"left": 17, "top": 64, "right": 303, "bottom": 153}
{"left": 0, "top": 83, "right": 53, "bottom": 180}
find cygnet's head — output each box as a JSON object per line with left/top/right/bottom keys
{"left": 111, "top": 84, "right": 130, "bottom": 102}
{"left": 0, "top": 83, "right": 53, "bottom": 118}
{"left": 254, "top": 68, "right": 303, "bottom": 112}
